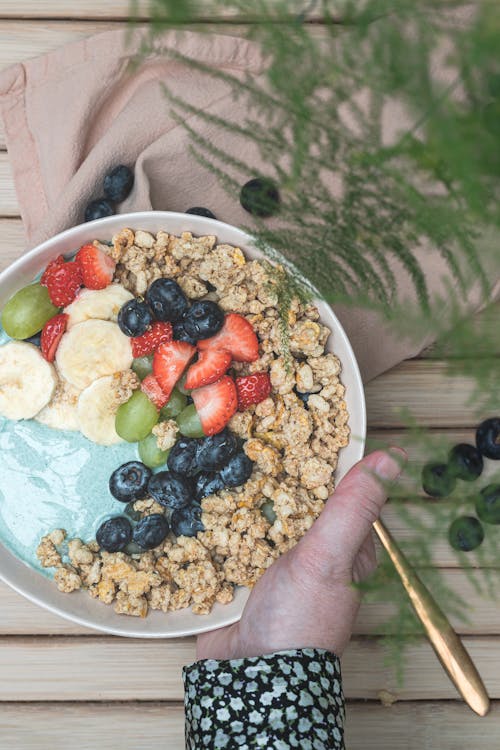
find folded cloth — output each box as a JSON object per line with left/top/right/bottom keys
{"left": 0, "top": 28, "right": 498, "bottom": 381}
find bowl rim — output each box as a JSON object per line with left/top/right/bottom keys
{"left": 0, "top": 210, "right": 366, "bottom": 638}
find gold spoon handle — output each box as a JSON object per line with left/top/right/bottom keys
{"left": 373, "top": 518, "right": 490, "bottom": 716}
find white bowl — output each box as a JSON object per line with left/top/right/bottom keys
{"left": 0, "top": 211, "right": 366, "bottom": 638}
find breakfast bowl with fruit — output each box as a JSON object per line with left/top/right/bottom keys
{"left": 0, "top": 211, "right": 365, "bottom": 637}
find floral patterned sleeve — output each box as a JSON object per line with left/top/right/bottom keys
{"left": 183, "top": 648, "right": 345, "bottom": 749}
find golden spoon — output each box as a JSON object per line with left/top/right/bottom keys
{"left": 373, "top": 518, "right": 490, "bottom": 716}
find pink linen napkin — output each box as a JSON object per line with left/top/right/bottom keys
{"left": 0, "top": 28, "right": 498, "bottom": 382}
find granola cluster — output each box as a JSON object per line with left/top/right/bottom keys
{"left": 37, "top": 229, "right": 349, "bottom": 617}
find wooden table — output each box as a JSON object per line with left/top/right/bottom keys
{"left": 0, "top": 3, "right": 499, "bottom": 748}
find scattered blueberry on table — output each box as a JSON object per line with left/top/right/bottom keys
{"left": 84, "top": 198, "right": 115, "bottom": 223}
{"left": 448, "top": 443, "right": 483, "bottom": 481}
{"left": 103, "top": 165, "right": 134, "bottom": 203}
{"left": 448, "top": 516, "right": 484, "bottom": 552}
{"left": 476, "top": 417, "right": 500, "bottom": 460}
{"left": 240, "top": 177, "right": 280, "bottom": 217}
{"left": 185, "top": 207, "right": 217, "bottom": 219}
{"left": 421, "top": 462, "right": 456, "bottom": 498}
{"left": 475, "top": 484, "right": 500, "bottom": 525}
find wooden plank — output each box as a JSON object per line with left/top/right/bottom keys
{"left": 0, "top": 567, "right": 497, "bottom": 636}
{"left": 0, "top": 218, "right": 28, "bottom": 266}
{"left": 1, "top": 700, "right": 500, "bottom": 750}
{"left": 0, "top": 634, "right": 498, "bottom": 700}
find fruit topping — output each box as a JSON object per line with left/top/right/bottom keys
{"left": 153, "top": 340, "right": 196, "bottom": 401}
{"left": 240, "top": 177, "right": 280, "bottom": 217}
{"left": 76, "top": 244, "right": 116, "bottom": 290}
{"left": 261, "top": 500, "right": 277, "bottom": 524}
{"left": 109, "top": 461, "right": 152, "bottom": 502}
{"left": 115, "top": 390, "right": 159, "bottom": 443}
{"left": 131, "top": 321, "right": 173, "bottom": 357}
{"left": 103, "top": 165, "right": 134, "bottom": 203}
{"left": 448, "top": 516, "right": 484, "bottom": 552}
{"left": 117, "top": 298, "right": 153, "bottom": 337}
{"left": 191, "top": 375, "right": 238, "bottom": 436}
{"left": 197, "top": 428, "right": 238, "bottom": 471}
{"left": 476, "top": 417, "right": 500, "bottom": 460}
{"left": 184, "top": 348, "right": 232, "bottom": 389}
{"left": 172, "top": 318, "right": 197, "bottom": 346}
{"left": 176, "top": 403, "right": 205, "bottom": 438}
{"left": 171, "top": 504, "right": 205, "bottom": 537}
{"left": 25, "top": 332, "right": 42, "bottom": 347}
{"left": 138, "top": 433, "right": 171, "bottom": 468}
{"left": 198, "top": 313, "right": 259, "bottom": 362}
{"left": 195, "top": 472, "right": 225, "bottom": 500}
{"left": 2, "top": 283, "right": 59, "bottom": 340}
{"left": 421, "top": 462, "right": 456, "bottom": 498}
{"left": 475, "top": 484, "right": 500, "bottom": 525}
{"left": 0, "top": 341, "right": 57, "bottom": 420}
{"left": 84, "top": 198, "right": 115, "bottom": 223}
{"left": 41, "top": 255, "right": 65, "bottom": 285}
{"left": 40, "top": 313, "right": 68, "bottom": 362}
{"left": 64, "top": 285, "right": 134, "bottom": 329}
{"left": 132, "top": 513, "right": 169, "bottom": 550}
{"left": 220, "top": 451, "right": 254, "bottom": 487}
{"left": 167, "top": 436, "right": 201, "bottom": 476}
{"left": 160, "top": 387, "right": 187, "bottom": 419}
{"left": 140, "top": 374, "right": 169, "bottom": 409}
{"left": 146, "top": 278, "right": 189, "bottom": 322}
{"left": 77, "top": 375, "right": 126, "bottom": 446}
{"left": 185, "top": 207, "right": 217, "bottom": 219}
{"left": 96, "top": 516, "right": 132, "bottom": 552}
{"left": 448, "top": 443, "right": 483, "bottom": 481}
{"left": 42, "top": 260, "right": 83, "bottom": 307}
{"left": 236, "top": 371, "right": 272, "bottom": 411}
{"left": 148, "top": 470, "right": 193, "bottom": 510}
{"left": 182, "top": 300, "right": 225, "bottom": 340}
{"left": 132, "top": 355, "right": 154, "bottom": 380}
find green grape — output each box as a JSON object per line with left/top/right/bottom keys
{"left": 115, "top": 390, "right": 159, "bottom": 442}
{"left": 261, "top": 501, "right": 277, "bottom": 524}
{"left": 1, "top": 283, "right": 59, "bottom": 339}
{"left": 132, "top": 355, "right": 153, "bottom": 380}
{"left": 176, "top": 404, "right": 205, "bottom": 438}
{"left": 138, "top": 433, "right": 171, "bottom": 468}
{"left": 176, "top": 372, "right": 191, "bottom": 395}
{"left": 160, "top": 388, "right": 187, "bottom": 420}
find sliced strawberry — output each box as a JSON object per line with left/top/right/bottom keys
{"left": 236, "top": 371, "right": 272, "bottom": 411}
{"left": 43, "top": 261, "right": 83, "bottom": 307}
{"left": 131, "top": 321, "right": 173, "bottom": 358}
{"left": 40, "top": 313, "right": 68, "bottom": 362}
{"left": 76, "top": 244, "right": 116, "bottom": 290}
{"left": 198, "top": 313, "right": 259, "bottom": 362}
{"left": 191, "top": 375, "right": 238, "bottom": 436}
{"left": 153, "top": 340, "right": 196, "bottom": 401}
{"left": 41, "top": 255, "right": 65, "bottom": 286}
{"left": 141, "top": 374, "right": 169, "bottom": 409}
{"left": 184, "top": 348, "right": 232, "bottom": 390}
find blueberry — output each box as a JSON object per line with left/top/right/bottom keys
{"left": 117, "top": 299, "right": 152, "bottom": 337}
{"left": 132, "top": 513, "right": 169, "bottom": 549}
{"left": 146, "top": 278, "right": 189, "bottom": 323}
{"left": 167, "top": 437, "right": 201, "bottom": 476}
{"left": 294, "top": 388, "right": 310, "bottom": 408}
{"left": 220, "top": 451, "right": 254, "bottom": 488}
{"left": 197, "top": 428, "right": 238, "bottom": 471}
{"left": 84, "top": 198, "right": 115, "bottom": 222}
{"left": 147, "top": 470, "right": 193, "bottom": 510}
{"left": 475, "top": 484, "right": 500, "bottom": 525}
{"left": 25, "top": 332, "right": 41, "bottom": 347}
{"left": 476, "top": 417, "right": 500, "bottom": 460}
{"left": 448, "top": 443, "right": 483, "bottom": 481}
{"left": 185, "top": 207, "right": 217, "bottom": 219}
{"left": 171, "top": 504, "right": 205, "bottom": 537}
{"left": 240, "top": 177, "right": 280, "bottom": 217}
{"left": 103, "top": 165, "right": 134, "bottom": 203}
{"left": 182, "top": 300, "right": 225, "bottom": 340}
{"left": 172, "top": 318, "right": 197, "bottom": 346}
{"left": 421, "top": 462, "right": 456, "bottom": 498}
{"left": 123, "top": 502, "right": 143, "bottom": 522}
{"left": 195, "top": 472, "right": 225, "bottom": 500}
{"left": 448, "top": 516, "right": 484, "bottom": 552}
{"left": 109, "top": 461, "right": 152, "bottom": 502}
{"left": 96, "top": 516, "right": 132, "bottom": 552}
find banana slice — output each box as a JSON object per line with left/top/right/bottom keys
{"left": 35, "top": 379, "right": 81, "bottom": 431}
{"left": 55, "top": 319, "right": 133, "bottom": 390}
{"left": 65, "top": 284, "right": 133, "bottom": 329}
{"left": 0, "top": 341, "right": 57, "bottom": 420}
{"left": 77, "top": 374, "right": 124, "bottom": 445}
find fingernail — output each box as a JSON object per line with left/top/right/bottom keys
{"left": 375, "top": 447, "right": 407, "bottom": 481}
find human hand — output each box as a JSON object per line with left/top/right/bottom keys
{"left": 197, "top": 449, "right": 406, "bottom": 661}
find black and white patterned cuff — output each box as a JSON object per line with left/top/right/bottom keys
{"left": 183, "top": 648, "right": 345, "bottom": 749}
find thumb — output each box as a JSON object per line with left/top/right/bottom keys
{"left": 303, "top": 449, "right": 406, "bottom": 568}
